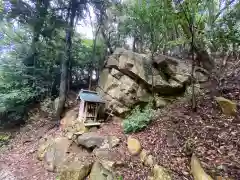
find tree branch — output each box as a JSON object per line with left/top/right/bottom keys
{"left": 213, "top": 0, "right": 235, "bottom": 23}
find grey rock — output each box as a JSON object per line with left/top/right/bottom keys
{"left": 77, "top": 132, "right": 105, "bottom": 149}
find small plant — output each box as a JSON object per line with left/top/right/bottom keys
{"left": 0, "top": 134, "right": 11, "bottom": 147}
{"left": 55, "top": 175, "right": 60, "bottom": 180}
{"left": 123, "top": 101, "right": 154, "bottom": 133}
{"left": 118, "top": 175, "right": 123, "bottom": 180}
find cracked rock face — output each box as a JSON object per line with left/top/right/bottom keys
{"left": 98, "top": 48, "right": 191, "bottom": 115}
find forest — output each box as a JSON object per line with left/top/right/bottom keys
{"left": 0, "top": 0, "right": 240, "bottom": 180}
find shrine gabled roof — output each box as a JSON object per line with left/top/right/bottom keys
{"left": 78, "top": 89, "right": 105, "bottom": 103}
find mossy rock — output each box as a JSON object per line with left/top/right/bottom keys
{"left": 59, "top": 161, "right": 93, "bottom": 180}
{"left": 0, "top": 133, "right": 11, "bottom": 147}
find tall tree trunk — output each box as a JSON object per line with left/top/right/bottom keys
{"left": 233, "top": 43, "right": 237, "bottom": 59}
{"left": 180, "top": 22, "right": 214, "bottom": 71}
{"left": 191, "top": 34, "right": 196, "bottom": 112}
{"left": 132, "top": 37, "right": 136, "bottom": 52}
{"left": 101, "top": 28, "right": 113, "bottom": 54}
{"left": 88, "top": 69, "right": 92, "bottom": 90}
{"left": 56, "top": 0, "right": 77, "bottom": 120}
{"left": 67, "top": 59, "right": 72, "bottom": 92}
{"left": 189, "top": 13, "right": 197, "bottom": 112}
{"left": 89, "top": 26, "right": 100, "bottom": 90}
{"left": 139, "top": 39, "right": 143, "bottom": 53}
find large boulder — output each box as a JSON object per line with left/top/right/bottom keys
{"left": 76, "top": 132, "right": 119, "bottom": 150}
{"left": 94, "top": 148, "right": 124, "bottom": 171}
{"left": 98, "top": 48, "right": 191, "bottom": 115}
{"left": 100, "top": 136, "right": 120, "bottom": 149}
{"left": 76, "top": 132, "right": 105, "bottom": 149}
{"left": 98, "top": 70, "right": 142, "bottom": 114}
{"left": 37, "top": 137, "right": 72, "bottom": 172}
{"left": 89, "top": 161, "right": 115, "bottom": 180}
{"left": 59, "top": 161, "right": 93, "bottom": 180}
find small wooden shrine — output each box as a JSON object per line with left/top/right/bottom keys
{"left": 77, "top": 89, "right": 105, "bottom": 126}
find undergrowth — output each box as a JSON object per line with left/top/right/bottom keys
{"left": 123, "top": 101, "right": 154, "bottom": 133}
{"left": 0, "top": 134, "right": 11, "bottom": 147}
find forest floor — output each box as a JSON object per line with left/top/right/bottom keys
{"left": 97, "top": 87, "right": 240, "bottom": 179}
{"left": 0, "top": 59, "right": 240, "bottom": 180}
{"left": 0, "top": 114, "right": 59, "bottom": 180}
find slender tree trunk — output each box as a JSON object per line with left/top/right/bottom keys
{"left": 56, "top": 0, "right": 77, "bottom": 120}
{"left": 181, "top": 23, "right": 214, "bottom": 71}
{"left": 190, "top": 17, "right": 197, "bottom": 112}
{"left": 151, "top": 52, "right": 154, "bottom": 96}
{"left": 101, "top": 28, "right": 113, "bottom": 54}
{"left": 233, "top": 43, "right": 237, "bottom": 59}
{"left": 89, "top": 26, "right": 100, "bottom": 90}
{"left": 67, "top": 62, "right": 72, "bottom": 92}
{"left": 132, "top": 37, "right": 136, "bottom": 52}
{"left": 88, "top": 69, "right": 92, "bottom": 90}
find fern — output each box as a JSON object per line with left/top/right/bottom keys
{"left": 123, "top": 102, "right": 154, "bottom": 133}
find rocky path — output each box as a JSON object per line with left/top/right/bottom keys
{"left": 0, "top": 119, "right": 58, "bottom": 180}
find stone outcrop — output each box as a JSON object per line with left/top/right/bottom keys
{"left": 37, "top": 137, "right": 72, "bottom": 172}
{"left": 98, "top": 48, "right": 191, "bottom": 115}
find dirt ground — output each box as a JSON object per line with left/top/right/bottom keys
{"left": 97, "top": 94, "right": 240, "bottom": 180}
{"left": 0, "top": 118, "right": 59, "bottom": 180}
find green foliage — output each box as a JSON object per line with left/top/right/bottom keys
{"left": 123, "top": 102, "right": 154, "bottom": 134}
{"left": 0, "top": 0, "right": 3, "bottom": 19}
{"left": 72, "top": 36, "right": 105, "bottom": 69}
{"left": 119, "top": 0, "right": 240, "bottom": 55}
{"left": 55, "top": 175, "right": 60, "bottom": 180}
{"left": 120, "top": 0, "right": 167, "bottom": 51}
{"left": 210, "top": 2, "right": 240, "bottom": 51}
{"left": 0, "top": 22, "right": 36, "bottom": 124}
{"left": 0, "top": 133, "right": 11, "bottom": 147}
{"left": 0, "top": 12, "right": 105, "bottom": 126}
{"left": 117, "top": 175, "right": 123, "bottom": 180}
